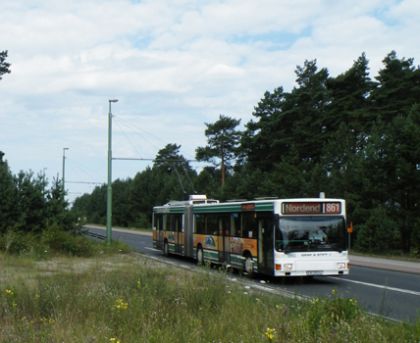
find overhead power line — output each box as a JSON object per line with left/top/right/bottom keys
{"left": 112, "top": 157, "right": 207, "bottom": 163}
{"left": 66, "top": 181, "right": 104, "bottom": 185}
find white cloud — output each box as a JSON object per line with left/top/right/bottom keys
{"left": 0, "top": 0, "right": 419, "bottom": 202}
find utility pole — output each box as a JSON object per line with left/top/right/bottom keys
{"left": 62, "top": 147, "right": 69, "bottom": 194}
{"left": 107, "top": 99, "right": 118, "bottom": 244}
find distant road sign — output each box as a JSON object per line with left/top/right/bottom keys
{"left": 347, "top": 222, "right": 353, "bottom": 234}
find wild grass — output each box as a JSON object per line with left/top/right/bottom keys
{"left": 0, "top": 253, "right": 418, "bottom": 343}
{"left": 0, "top": 227, "right": 130, "bottom": 259}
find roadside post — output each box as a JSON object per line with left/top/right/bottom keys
{"left": 347, "top": 221, "right": 353, "bottom": 251}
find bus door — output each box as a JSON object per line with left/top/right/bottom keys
{"left": 184, "top": 206, "right": 193, "bottom": 258}
{"left": 175, "top": 214, "right": 183, "bottom": 254}
{"left": 219, "top": 214, "right": 231, "bottom": 264}
{"left": 258, "top": 213, "right": 275, "bottom": 274}
{"left": 156, "top": 213, "right": 164, "bottom": 250}
{"left": 168, "top": 214, "right": 181, "bottom": 254}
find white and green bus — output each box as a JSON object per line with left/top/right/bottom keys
{"left": 152, "top": 195, "right": 349, "bottom": 277}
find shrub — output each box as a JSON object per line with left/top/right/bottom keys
{"left": 0, "top": 226, "right": 131, "bottom": 258}
{"left": 41, "top": 225, "right": 97, "bottom": 257}
{"left": 355, "top": 206, "right": 400, "bottom": 252}
{"left": 0, "top": 230, "right": 37, "bottom": 255}
{"left": 306, "top": 289, "right": 361, "bottom": 339}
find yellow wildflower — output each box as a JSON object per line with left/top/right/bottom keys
{"left": 114, "top": 298, "right": 128, "bottom": 311}
{"left": 40, "top": 317, "right": 55, "bottom": 325}
{"left": 109, "top": 338, "right": 121, "bottom": 343}
{"left": 4, "top": 289, "right": 14, "bottom": 297}
{"left": 264, "top": 327, "right": 276, "bottom": 342}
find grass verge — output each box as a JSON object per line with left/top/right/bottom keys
{"left": 0, "top": 253, "right": 419, "bottom": 343}
{"left": 0, "top": 227, "right": 131, "bottom": 259}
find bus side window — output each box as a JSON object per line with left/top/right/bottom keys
{"left": 220, "top": 214, "right": 230, "bottom": 236}
{"left": 207, "top": 213, "right": 218, "bottom": 235}
{"left": 181, "top": 215, "right": 185, "bottom": 233}
{"left": 231, "top": 213, "right": 241, "bottom": 237}
{"left": 176, "top": 214, "right": 182, "bottom": 232}
{"left": 242, "top": 212, "right": 257, "bottom": 239}
{"left": 178, "top": 214, "right": 183, "bottom": 233}
{"left": 168, "top": 214, "right": 174, "bottom": 231}
{"left": 156, "top": 214, "right": 163, "bottom": 231}
{"left": 163, "top": 214, "right": 167, "bottom": 231}
{"left": 195, "top": 214, "right": 206, "bottom": 234}
{"left": 153, "top": 214, "right": 158, "bottom": 230}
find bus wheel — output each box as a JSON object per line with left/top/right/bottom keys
{"left": 164, "top": 241, "right": 169, "bottom": 256}
{"left": 197, "top": 246, "right": 204, "bottom": 265}
{"left": 244, "top": 255, "right": 254, "bottom": 276}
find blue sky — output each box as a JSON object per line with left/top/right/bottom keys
{"left": 1, "top": 0, "right": 419, "bottom": 203}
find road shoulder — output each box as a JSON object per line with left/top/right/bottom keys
{"left": 349, "top": 254, "right": 420, "bottom": 274}
{"left": 84, "top": 224, "right": 152, "bottom": 236}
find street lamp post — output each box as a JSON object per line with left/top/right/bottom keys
{"left": 107, "top": 99, "right": 118, "bottom": 244}
{"left": 62, "top": 147, "right": 69, "bottom": 194}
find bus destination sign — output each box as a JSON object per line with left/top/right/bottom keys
{"left": 241, "top": 203, "right": 256, "bottom": 211}
{"left": 282, "top": 202, "right": 341, "bottom": 215}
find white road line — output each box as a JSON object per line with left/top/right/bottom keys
{"left": 145, "top": 247, "right": 160, "bottom": 252}
{"left": 330, "top": 277, "right": 420, "bottom": 296}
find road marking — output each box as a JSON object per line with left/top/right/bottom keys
{"left": 251, "top": 283, "right": 310, "bottom": 301}
{"left": 330, "top": 277, "right": 420, "bottom": 296}
{"left": 145, "top": 247, "right": 161, "bottom": 252}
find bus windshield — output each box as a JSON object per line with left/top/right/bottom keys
{"left": 275, "top": 216, "right": 346, "bottom": 253}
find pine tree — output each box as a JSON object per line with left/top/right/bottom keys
{"left": 242, "top": 87, "right": 287, "bottom": 171}
{"left": 196, "top": 115, "right": 241, "bottom": 187}
{"left": 0, "top": 50, "right": 11, "bottom": 80}
{"left": 371, "top": 51, "right": 420, "bottom": 123}
{"left": 0, "top": 152, "right": 18, "bottom": 233}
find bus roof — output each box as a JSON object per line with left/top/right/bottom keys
{"left": 154, "top": 197, "right": 345, "bottom": 215}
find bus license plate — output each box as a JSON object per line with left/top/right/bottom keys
{"left": 306, "top": 271, "right": 323, "bottom": 276}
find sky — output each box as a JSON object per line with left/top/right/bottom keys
{"left": 1, "top": 0, "right": 419, "bottom": 204}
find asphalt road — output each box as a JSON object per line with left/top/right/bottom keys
{"left": 85, "top": 225, "right": 420, "bottom": 322}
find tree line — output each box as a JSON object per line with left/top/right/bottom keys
{"left": 41, "top": 51, "right": 420, "bottom": 254}
{"left": 0, "top": 152, "right": 75, "bottom": 235}
{"left": 1, "top": 48, "right": 418, "bottom": 254}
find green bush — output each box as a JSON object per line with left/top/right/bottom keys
{"left": 355, "top": 206, "right": 400, "bottom": 252}
{"left": 0, "top": 230, "right": 37, "bottom": 255}
{"left": 306, "top": 289, "right": 361, "bottom": 338}
{"left": 0, "top": 226, "right": 131, "bottom": 258}
{"left": 41, "top": 225, "right": 96, "bottom": 257}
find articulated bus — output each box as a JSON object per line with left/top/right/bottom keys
{"left": 152, "top": 195, "right": 349, "bottom": 277}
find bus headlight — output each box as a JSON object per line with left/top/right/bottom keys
{"left": 284, "top": 263, "right": 293, "bottom": 271}
{"left": 337, "top": 262, "right": 347, "bottom": 270}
